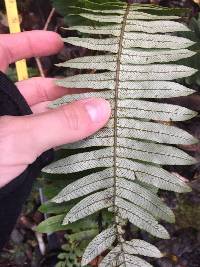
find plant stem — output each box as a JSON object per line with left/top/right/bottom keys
{"left": 36, "top": 7, "right": 56, "bottom": 77}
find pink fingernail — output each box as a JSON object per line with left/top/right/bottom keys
{"left": 84, "top": 99, "right": 110, "bottom": 123}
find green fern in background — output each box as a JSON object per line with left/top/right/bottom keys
{"left": 39, "top": 1, "right": 199, "bottom": 266}
{"left": 56, "top": 229, "right": 98, "bottom": 267}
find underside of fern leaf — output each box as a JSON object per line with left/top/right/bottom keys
{"left": 43, "top": 1, "right": 198, "bottom": 266}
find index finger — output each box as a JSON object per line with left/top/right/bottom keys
{"left": 0, "top": 30, "right": 63, "bottom": 71}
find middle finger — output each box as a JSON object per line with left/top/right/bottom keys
{"left": 16, "top": 77, "right": 89, "bottom": 106}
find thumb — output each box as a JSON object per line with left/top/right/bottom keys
{"left": 27, "top": 98, "right": 111, "bottom": 156}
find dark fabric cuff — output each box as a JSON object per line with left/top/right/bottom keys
{"left": 0, "top": 71, "right": 54, "bottom": 249}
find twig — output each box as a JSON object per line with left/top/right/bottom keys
{"left": 35, "top": 231, "right": 46, "bottom": 255}
{"left": 44, "top": 8, "right": 56, "bottom": 31}
{"left": 35, "top": 57, "right": 45, "bottom": 77}
{"left": 36, "top": 7, "right": 56, "bottom": 77}
{"left": 20, "top": 216, "right": 46, "bottom": 255}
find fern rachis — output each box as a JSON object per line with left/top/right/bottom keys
{"left": 43, "top": 2, "right": 198, "bottom": 267}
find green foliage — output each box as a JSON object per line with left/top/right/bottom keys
{"left": 37, "top": 213, "right": 99, "bottom": 267}
{"left": 39, "top": 201, "right": 72, "bottom": 215}
{"left": 177, "top": 12, "right": 200, "bottom": 85}
{"left": 52, "top": 0, "right": 189, "bottom": 26}
{"left": 36, "top": 214, "right": 68, "bottom": 233}
{"left": 56, "top": 229, "right": 98, "bottom": 267}
{"left": 6, "top": 67, "right": 39, "bottom": 82}
{"left": 52, "top": 0, "right": 123, "bottom": 26}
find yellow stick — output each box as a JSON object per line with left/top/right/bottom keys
{"left": 4, "top": 0, "right": 28, "bottom": 81}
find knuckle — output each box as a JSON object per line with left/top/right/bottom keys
{"left": 0, "top": 116, "right": 36, "bottom": 165}
{"left": 0, "top": 42, "right": 12, "bottom": 66}
{"left": 34, "top": 78, "right": 49, "bottom": 102}
{"left": 0, "top": 115, "right": 14, "bottom": 131}
{"left": 60, "top": 105, "right": 81, "bottom": 131}
{"left": 0, "top": 116, "right": 16, "bottom": 160}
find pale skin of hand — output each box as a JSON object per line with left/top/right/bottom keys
{"left": 0, "top": 30, "right": 111, "bottom": 188}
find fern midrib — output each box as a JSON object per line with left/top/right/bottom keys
{"left": 113, "top": 3, "right": 131, "bottom": 263}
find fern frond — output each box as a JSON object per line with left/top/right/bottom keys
{"left": 66, "top": 20, "right": 190, "bottom": 34}
{"left": 81, "top": 226, "right": 116, "bottom": 266}
{"left": 52, "top": 169, "right": 114, "bottom": 203}
{"left": 79, "top": 11, "right": 180, "bottom": 21}
{"left": 64, "top": 34, "right": 195, "bottom": 50}
{"left": 63, "top": 189, "right": 113, "bottom": 224}
{"left": 99, "top": 253, "right": 154, "bottom": 267}
{"left": 111, "top": 239, "right": 163, "bottom": 257}
{"left": 57, "top": 50, "right": 195, "bottom": 67}
{"left": 116, "top": 178, "right": 175, "bottom": 223}
{"left": 43, "top": 2, "right": 198, "bottom": 266}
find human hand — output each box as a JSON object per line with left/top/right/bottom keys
{"left": 0, "top": 30, "right": 111, "bottom": 188}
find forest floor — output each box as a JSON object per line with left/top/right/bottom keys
{"left": 0, "top": 0, "right": 200, "bottom": 266}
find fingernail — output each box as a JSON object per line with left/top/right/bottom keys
{"left": 84, "top": 99, "right": 110, "bottom": 123}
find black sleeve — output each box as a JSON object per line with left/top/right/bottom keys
{"left": 0, "top": 71, "right": 54, "bottom": 250}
